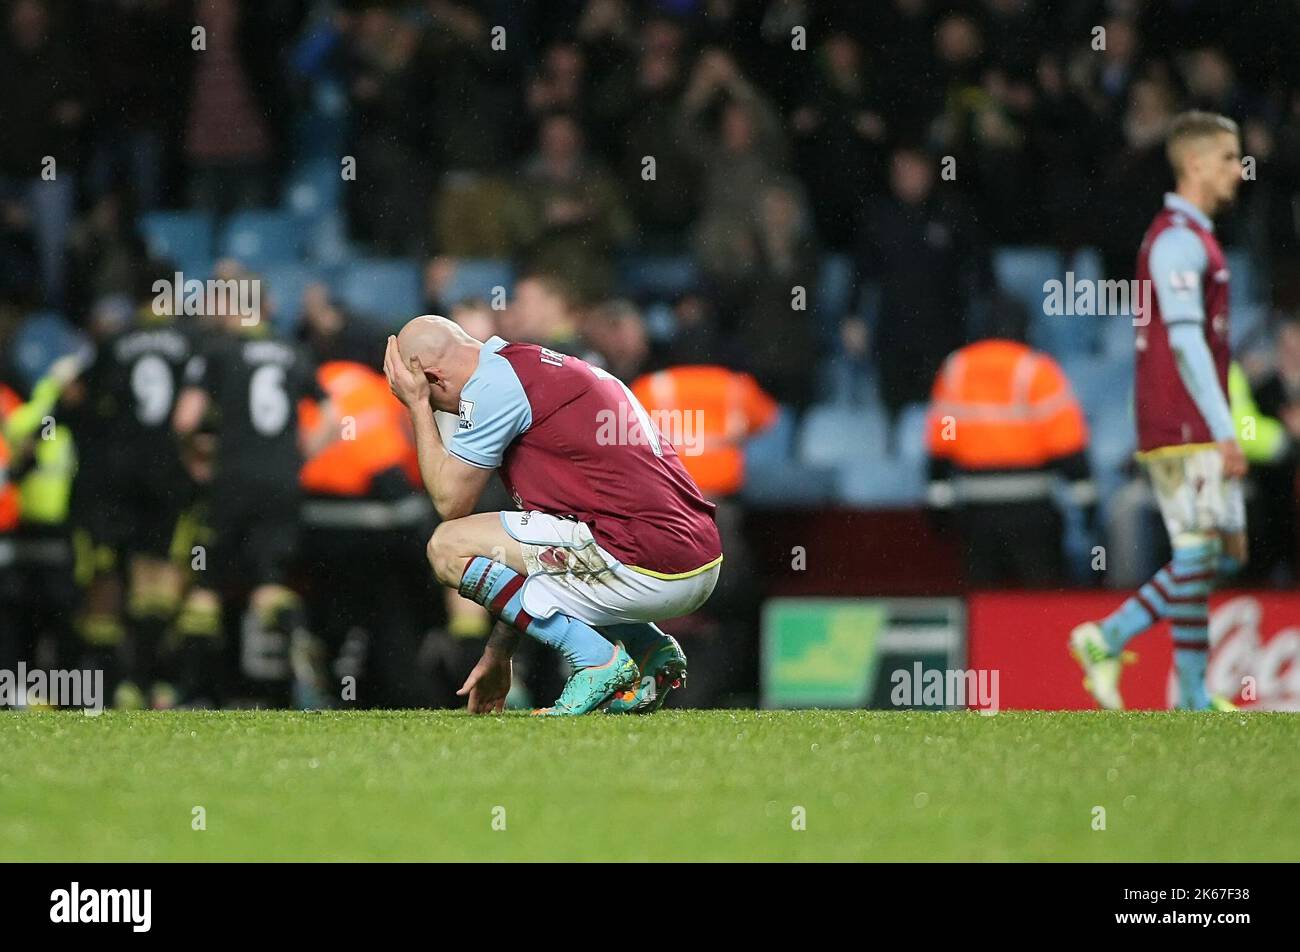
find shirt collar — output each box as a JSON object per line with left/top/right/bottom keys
{"left": 1164, "top": 192, "right": 1214, "bottom": 232}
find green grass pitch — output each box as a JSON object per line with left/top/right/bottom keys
{"left": 2, "top": 709, "right": 1297, "bottom": 861}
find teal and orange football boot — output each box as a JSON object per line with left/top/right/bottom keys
{"left": 532, "top": 644, "right": 640, "bottom": 716}
{"left": 607, "top": 632, "right": 687, "bottom": 714}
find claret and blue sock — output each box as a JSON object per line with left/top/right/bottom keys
{"left": 457, "top": 556, "right": 614, "bottom": 669}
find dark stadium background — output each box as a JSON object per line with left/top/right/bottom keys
{"left": 1, "top": 0, "right": 1298, "bottom": 711}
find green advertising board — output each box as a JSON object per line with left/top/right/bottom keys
{"left": 761, "top": 598, "right": 964, "bottom": 709}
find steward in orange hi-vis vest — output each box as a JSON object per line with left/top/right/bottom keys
{"left": 925, "top": 339, "right": 1095, "bottom": 585}
{"left": 0, "top": 384, "right": 24, "bottom": 532}
{"left": 631, "top": 365, "right": 778, "bottom": 499}
{"left": 299, "top": 361, "right": 419, "bottom": 497}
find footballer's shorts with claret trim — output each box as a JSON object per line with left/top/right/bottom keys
{"left": 498, "top": 510, "right": 720, "bottom": 628}
{"left": 1142, "top": 445, "right": 1245, "bottom": 541}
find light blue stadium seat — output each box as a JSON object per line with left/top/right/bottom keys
{"left": 285, "top": 158, "right": 344, "bottom": 221}
{"left": 293, "top": 89, "right": 349, "bottom": 160}
{"left": 307, "top": 210, "right": 351, "bottom": 267}
{"left": 9, "top": 312, "right": 90, "bottom": 391}
{"left": 139, "top": 211, "right": 214, "bottom": 270}
{"left": 995, "top": 246, "right": 1062, "bottom": 316}
{"left": 741, "top": 461, "right": 837, "bottom": 507}
{"left": 1088, "top": 395, "right": 1135, "bottom": 478}
{"left": 996, "top": 246, "right": 1079, "bottom": 357}
{"left": 259, "top": 263, "right": 320, "bottom": 334}
{"left": 814, "top": 252, "right": 856, "bottom": 343}
{"left": 1231, "top": 303, "right": 1268, "bottom": 352}
{"left": 797, "top": 403, "right": 889, "bottom": 469}
{"left": 1099, "top": 308, "right": 1135, "bottom": 357}
{"left": 1059, "top": 246, "right": 1109, "bottom": 356}
{"left": 1067, "top": 352, "right": 1133, "bottom": 424}
{"left": 744, "top": 405, "right": 796, "bottom": 472}
{"left": 439, "top": 258, "right": 515, "bottom": 308}
{"left": 284, "top": 159, "right": 350, "bottom": 265}
{"left": 1070, "top": 246, "right": 1105, "bottom": 283}
{"left": 218, "top": 210, "right": 305, "bottom": 265}
{"left": 894, "top": 402, "right": 930, "bottom": 465}
{"left": 838, "top": 454, "right": 925, "bottom": 507}
{"left": 336, "top": 258, "right": 422, "bottom": 326}
{"left": 1225, "top": 248, "right": 1260, "bottom": 307}
{"left": 618, "top": 255, "right": 699, "bottom": 300}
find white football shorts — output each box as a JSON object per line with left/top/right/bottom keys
{"left": 1144, "top": 446, "right": 1246, "bottom": 541}
{"left": 499, "top": 510, "right": 720, "bottom": 626}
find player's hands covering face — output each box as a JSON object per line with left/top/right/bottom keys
{"left": 384, "top": 335, "right": 431, "bottom": 409}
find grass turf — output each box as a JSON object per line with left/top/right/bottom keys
{"left": 1, "top": 709, "right": 1296, "bottom": 861}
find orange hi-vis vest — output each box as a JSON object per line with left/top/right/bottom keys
{"left": 631, "top": 365, "right": 778, "bottom": 498}
{"left": 925, "top": 340, "right": 1088, "bottom": 471}
{"left": 0, "top": 385, "right": 22, "bottom": 531}
{"left": 299, "top": 361, "right": 418, "bottom": 496}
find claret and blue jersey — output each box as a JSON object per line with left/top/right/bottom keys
{"left": 447, "top": 336, "right": 721, "bottom": 579}
{"left": 1135, "top": 192, "right": 1233, "bottom": 453}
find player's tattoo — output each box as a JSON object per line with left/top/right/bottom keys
{"left": 486, "top": 619, "right": 521, "bottom": 657}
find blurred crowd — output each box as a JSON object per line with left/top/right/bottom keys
{"left": 7, "top": 1, "right": 1300, "bottom": 385}
{"left": 2, "top": 0, "right": 1300, "bottom": 708}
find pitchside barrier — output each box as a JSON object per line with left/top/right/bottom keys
{"left": 761, "top": 593, "right": 1300, "bottom": 711}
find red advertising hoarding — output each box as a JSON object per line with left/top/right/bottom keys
{"left": 967, "top": 591, "right": 1300, "bottom": 710}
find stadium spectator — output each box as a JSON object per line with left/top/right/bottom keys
{"left": 1253, "top": 92, "right": 1300, "bottom": 309}
{"left": 0, "top": 357, "right": 79, "bottom": 694}
{"left": 298, "top": 359, "right": 432, "bottom": 707}
{"left": 585, "top": 299, "right": 652, "bottom": 383}
{"left": 928, "top": 12, "right": 988, "bottom": 155}
{"left": 499, "top": 272, "right": 583, "bottom": 352}
{"left": 0, "top": 0, "right": 84, "bottom": 308}
{"left": 66, "top": 193, "right": 151, "bottom": 323}
{"left": 732, "top": 182, "right": 820, "bottom": 411}
{"left": 1180, "top": 48, "right": 1246, "bottom": 119}
{"left": 589, "top": 15, "right": 698, "bottom": 250}
{"left": 678, "top": 50, "right": 790, "bottom": 289}
{"left": 849, "top": 146, "right": 991, "bottom": 421}
{"left": 0, "top": 380, "right": 23, "bottom": 688}
{"left": 664, "top": 290, "right": 728, "bottom": 368}
{"left": 525, "top": 43, "right": 589, "bottom": 131}
{"left": 85, "top": 0, "right": 189, "bottom": 210}
{"left": 925, "top": 309, "right": 1095, "bottom": 587}
{"left": 1072, "top": 14, "right": 1142, "bottom": 127}
{"left": 517, "top": 112, "right": 632, "bottom": 302}
{"left": 788, "top": 32, "right": 886, "bottom": 251}
{"left": 448, "top": 297, "right": 498, "bottom": 345}
{"left": 1241, "top": 317, "right": 1300, "bottom": 582}
{"left": 297, "top": 283, "right": 374, "bottom": 365}
{"left": 340, "top": 4, "right": 435, "bottom": 253}
{"left": 1026, "top": 51, "right": 1097, "bottom": 250}
{"left": 1095, "top": 77, "right": 1180, "bottom": 279}
{"left": 184, "top": 0, "right": 300, "bottom": 216}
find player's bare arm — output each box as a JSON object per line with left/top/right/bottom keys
{"left": 455, "top": 620, "right": 520, "bottom": 714}
{"left": 383, "top": 332, "right": 490, "bottom": 520}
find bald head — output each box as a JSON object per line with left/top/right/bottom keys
{"left": 397, "top": 314, "right": 470, "bottom": 362}
{"left": 395, "top": 314, "right": 484, "bottom": 412}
